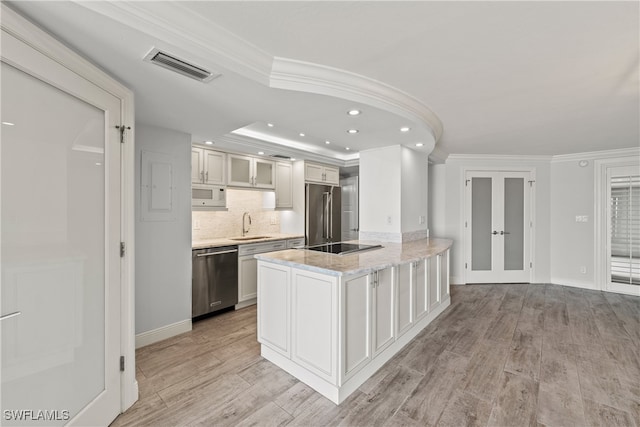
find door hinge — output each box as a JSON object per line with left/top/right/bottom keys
{"left": 530, "top": 262, "right": 533, "bottom": 268}
{"left": 465, "top": 179, "right": 470, "bottom": 187}
{"left": 115, "top": 125, "right": 131, "bottom": 144}
{"left": 528, "top": 180, "right": 536, "bottom": 187}
{"left": 120, "top": 356, "right": 125, "bottom": 372}
{"left": 465, "top": 262, "right": 468, "bottom": 269}
{"left": 465, "top": 221, "right": 468, "bottom": 228}
{"left": 120, "top": 242, "right": 125, "bottom": 258}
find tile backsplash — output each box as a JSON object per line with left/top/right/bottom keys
{"left": 192, "top": 189, "right": 280, "bottom": 240}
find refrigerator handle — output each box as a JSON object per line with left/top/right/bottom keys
{"left": 323, "top": 192, "right": 330, "bottom": 239}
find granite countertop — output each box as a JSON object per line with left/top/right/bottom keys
{"left": 254, "top": 237, "right": 453, "bottom": 277}
{"left": 193, "top": 233, "right": 304, "bottom": 250}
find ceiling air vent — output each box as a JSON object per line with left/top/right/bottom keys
{"left": 143, "top": 48, "right": 220, "bottom": 83}
{"left": 270, "top": 154, "right": 291, "bottom": 160}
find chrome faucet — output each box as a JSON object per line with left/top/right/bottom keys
{"left": 242, "top": 212, "right": 252, "bottom": 236}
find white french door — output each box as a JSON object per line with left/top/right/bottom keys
{"left": 465, "top": 171, "right": 532, "bottom": 283}
{"left": 1, "top": 26, "right": 121, "bottom": 426}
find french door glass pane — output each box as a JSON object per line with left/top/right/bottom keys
{"left": 610, "top": 175, "right": 640, "bottom": 285}
{"left": 504, "top": 178, "right": 525, "bottom": 271}
{"left": 1, "top": 62, "right": 105, "bottom": 424}
{"left": 471, "top": 177, "right": 492, "bottom": 271}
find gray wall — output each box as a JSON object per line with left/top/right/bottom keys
{"left": 135, "top": 123, "right": 191, "bottom": 334}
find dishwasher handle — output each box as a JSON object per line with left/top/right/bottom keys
{"left": 196, "top": 248, "right": 238, "bottom": 257}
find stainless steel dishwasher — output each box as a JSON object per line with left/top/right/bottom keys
{"left": 192, "top": 245, "right": 238, "bottom": 318}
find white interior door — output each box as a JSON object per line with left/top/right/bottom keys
{"left": 341, "top": 176, "right": 359, "bottom": 241}
{"left": 465, "top": 171, "right": 531, "bottom": 283}
{"left": 606, "top": 165, "right": 640, "bottom": 296}
{"left": 1, "top": 29, "right": 121, "bottom": 426}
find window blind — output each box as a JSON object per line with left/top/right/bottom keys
{"left": 610, "top": 175, "right": 640, "bottom": 285}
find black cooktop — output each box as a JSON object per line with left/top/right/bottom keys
{"left": 304, "top": 242, "right": 383, "bottom": 255}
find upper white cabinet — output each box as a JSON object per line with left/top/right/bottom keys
{"left": 305, "top": 162, "right": 339, "bottom": 185}
{"left": 275, "top": 162, "right": 293, "bottom": 209}
{"left": 228, "top": 154, "right": 275, "bottom": 189}
{"left": 192, "top": 147, "right": 226, "bottom": 185}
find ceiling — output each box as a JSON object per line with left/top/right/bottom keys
{"left": 7, "top": 1, "right": 639, "bottom": 165}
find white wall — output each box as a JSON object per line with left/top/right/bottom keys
{"left": 135, "top": 124, "right": 192, "bottom": 336}
{"left": 435, "top": 157, "right": 552, "bottom": 284}
{"left": 400, "top": 146, "right": 428, "bottom": 234}
{"left": 428, "top": 163, "right": 447, "bottom": 238}
{"left": 360, "top": 146, "right": 402, "bottom": 238}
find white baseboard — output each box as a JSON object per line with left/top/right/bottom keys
{"left": 550, "top": 278, "right": 599, "bottom": 291}
{"left": 236, "top": 299, "right": 256, "bottom": 310}
{"left": 135, "top": 319, "right": 192, "bottom": 349}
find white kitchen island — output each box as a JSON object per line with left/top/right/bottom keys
{"left": 255, "top": 238, "right": 453, "bottom": 404}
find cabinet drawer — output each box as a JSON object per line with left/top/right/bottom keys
{"left": 287, "top": 238, "right": 305, "bottom": 248}
{"left": 238, "top": 240, "right": 287, "bottom": 256}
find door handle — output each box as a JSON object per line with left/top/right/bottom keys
{"left": 500, "top": 231, "right": 511, "bottom": 235}
{"left": 0, "top": 311, "right": 21, "bottom": 321}
{"left": 491, "top": 231, "right": 499, "bottom": 235}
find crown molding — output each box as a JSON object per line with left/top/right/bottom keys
{"left": 446, "top": 153, "right": 553, "bottom": 163}
{"left": 270, "top": 57, "right": 442, "bottom": 148}
{"left": 212, "top": 134, "right": 354, "bottom": 167}
{"left": 428, "top": 146, "right": 449, "bottom": 164}
{"left": 550, "top": 147, "right": 640, "bottom": 163}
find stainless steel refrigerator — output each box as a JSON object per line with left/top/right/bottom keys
{"left": 306, "top": 183, "right": 341, "bottom": 245}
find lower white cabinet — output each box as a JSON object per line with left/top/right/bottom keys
{"left": 238, "top": 240, "right": 287, "bottom": 305}
{"left": 342, "top": 273, "right": 372, "bottom": 380}
{"left": 257, "top": 262, "right": 290, "bottom": 357}
{"left": 440, "top": 250, "right": 450, "bottom": 301}
{"left": 291, "top": 269, "right": 338, "bottom": 383}
{"left": 428, "top": 255, "right": 440, "bottom": 312}
{"left": 372, "top": 267, "right": 395, "bottom": 356}
{"left": 414, "top": 259, "right": 429, "bottom": 320}
{"left": 397, "top": 263, "right": 414, "bottom": 337}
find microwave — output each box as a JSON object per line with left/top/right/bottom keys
{"left": 192, "top": 184, "right": 226, "bottom": 207}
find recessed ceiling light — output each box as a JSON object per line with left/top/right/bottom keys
{"left": 346, "top": 147, "right": 350, "bottom": 150}
{"left": 325, "top": 141, "right": 331, "bottom": 145}
{"left": 204, "top": 140, "right": 213, "bottom": 145}
{"left": 267, "top": 123, "right": 274, "bottom": 127}
{"left": 95, "top": 162, "right": 102, "bottom": 166}
{"left": 299, "top": 133, "right": 305, "bottom": 137}
{"left": 2, "top": 122, "right": 15, "bottom": 126}
{"left": 415, "top": 143, "right": 424, "bottom": 147}
{"left": 258, "top": 151, "right": 264, "bottom": 155}
{"left": 290, "top": 158, "right": 296, "bottom": 161}
{"left": 348, "top": 109, "right": 361, "bottom": 116}
{"left": 400, "top": 127, "right": 411, "bottom": 132}
{"left": 347, "top": 129, "right": 359, "bottom": 134}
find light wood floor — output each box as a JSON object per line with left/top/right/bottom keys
{"left": 112, "top": 284, "right": 640, "bottom": 427}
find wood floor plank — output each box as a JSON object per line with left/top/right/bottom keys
{"left": 484, "top": 311, "right": 519, "bottom": 343}
{"left": 462, "top": 339, "right": 510, "bottom": 402}
{"left": 437, "top": 389, "right": 492, "bottom": 427}
{"left": 536, "top": 382, "right": 585, "bottom": 427}
{"left": 399, "top": 351, "right": 469, "bottom": 425}
{"left": 583, "top": 399, "right": 637, "bottom": 427}
{"left": 234, "top": 402, "right": 293, "bottom": 427}
{"left": 339, "top": 365, "right": 424, "bottom": 427}
{"left": 504, "top": 329, "right": 542, "bottom": 380}
{"left": 487, "top": 371, "right": 538, "bottom": 427}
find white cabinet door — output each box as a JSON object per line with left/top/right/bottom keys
{"left": 428, "top": 256, "right": 440, "bottom": 311}
{"left": 324, "top": 166, "right": 340, "bottom": 185}
{"left": 228, "top": 154, "right": 253, "bottom": 187}
{"left": 414, "top": 259, "right": 428, "bottom": 320}
{"left": 254, "top": 158, "right": 275, "bottom": 189}
{"left": 192, "top": 147, "right": 204, "bottom": 184}
{"left": 341, "top": 272, "right": 372, "bottom": 381}
{"left": 305, "top": 163, "right": 325, "bottom": 183}
{"left": 203, "top": 150, "right": 225, "bottom": 185}
{"left": 397, "top": 263, "right": 414, "bottom": 337}
{"left": 275, "top": 162, "right": 293, "bottom": 208}
{"left": 291, "top": 268, "right": 338, "bottom": 383}
{"left": 238, "top": 255, "right": 258, "bottom": 302}
{"left": 439, "top": 251, "right": 450, "bottom": 301}
{"left": 372, "top": 267, "right": 395, "bottom": 356}
{"left": 257, "top": 262, "right": 290, "bottom": 357}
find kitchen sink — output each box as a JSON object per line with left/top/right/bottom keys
{"left": 230, "top": 235, "right": 271, "bottom": 241}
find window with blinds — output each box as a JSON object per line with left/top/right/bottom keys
{"left": 610, "top": 174, "right": 640, "bottom": 285}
